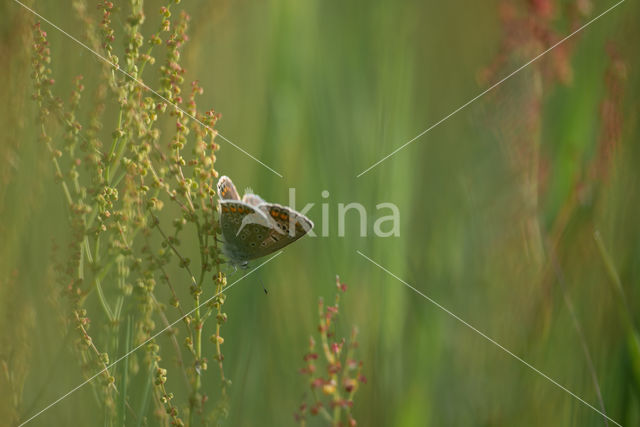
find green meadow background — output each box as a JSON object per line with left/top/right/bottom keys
{"left": 2, "top": 0, "right": 640, "bottom": 426}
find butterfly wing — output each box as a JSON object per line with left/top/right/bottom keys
{"left": 242, "top": 193, "right": 266, "bottom": 207}
{"left": 217, "top": 176, "right": 241, "bottom": 201}
{"left": 219, "top": 200, "right": 275, "bottom": 265}
{"left": 255, "top": 203, "right": 314, "bottom": 252}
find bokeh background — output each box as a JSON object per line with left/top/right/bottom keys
{"left": 2, "top": 0, "right": 640, "bottom": 425}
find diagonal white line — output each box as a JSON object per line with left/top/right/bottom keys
{"left": 18, "top": 251, "right": 284, "bottom": 427}
{"left": 13, "top": 0, "right": 283, "bottom": 178}
{"left": 356, "top": 0, "right": 626, "bottom": 178}
{"left": 356, "top": 250, "right": 622, "bottom": 426}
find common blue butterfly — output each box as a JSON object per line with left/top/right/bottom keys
{"left": 217, "top": 176, "right": 314, "bottom": 267}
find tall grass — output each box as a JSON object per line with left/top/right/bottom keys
{"left": 1, "top": 0, "right": 640, "bottom": 426}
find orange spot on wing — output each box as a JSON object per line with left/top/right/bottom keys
{"left": 230, "top": 205, "right": 236, "bottom": 212}
{"left": 280, "top": 213, "right": 288, "bottom": 220}
{"left": 271, "top": 210, "right": 279, "bottom": 217}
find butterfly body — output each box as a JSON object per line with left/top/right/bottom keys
{"left": 217, "top": 176, "right": 313, "bottom": 267}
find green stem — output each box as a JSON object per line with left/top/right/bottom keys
{"left": 138, "top": 46, "right": 154, "bottom": 77}
{"left": 190, "top": 272, "right": 204, "bottom": 424}
{"left": 42, "top": 122, "right": 73, "bottom": 207}
{"left": 311, "top": 389, "right": 334, "bottom": 423}
{"left": 332, "top": 395, "right": 341, "bottom": 426}
{"left": 152, "top": 295, "right": 192, "bottom": 392}
{"left": 149, "top": 211, "right": 197, "bottom": 285}
{"left": 105, "top": 106, "right": 124, "bottom": 184}
{"left": 135, "top": 364, "right": 154, "bottom": 427}
{"left": 214, "top": 279, "right": 227, "bottom": 394}
{"left": 196, "top": 219, "right": 208, "bottom": 286}
{"left": 594, "top": 230, "right": 640, "bottom": 349}
{"left": 118, "top": 315, "right": 132, "bottom": 427}
{"left": 83, "top": 237, "right": 115, "bottom": 322}
{"left": 108, "top": 129, "right": 132, "bottom": 186}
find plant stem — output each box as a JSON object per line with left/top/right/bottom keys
{"left": 594, "top": 230, "right": 640, "bottom": 350}
{"left": 118, "top": 315, "right": 132, "bottom": 427}
{"left": 82, "top": 237, "right": 115, "bottom": 322}
{"left": 105, "top": 109, "right": 123, "bottom": 184}
{"left": 214, "top": 275, "right": 227, "bottom": 392}
{"left": 149, "top": 210, "right": 197, "bottom": 285}
{"left": 152, "top": 295, "right": 192, "bottom": 393}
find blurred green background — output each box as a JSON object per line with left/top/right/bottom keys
{"left": 2, "top": 0, "right": 640, "bottom": 425}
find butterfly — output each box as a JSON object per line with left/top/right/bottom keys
{"left": 217, "top": 176, "right": 314, "bottom": 267}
